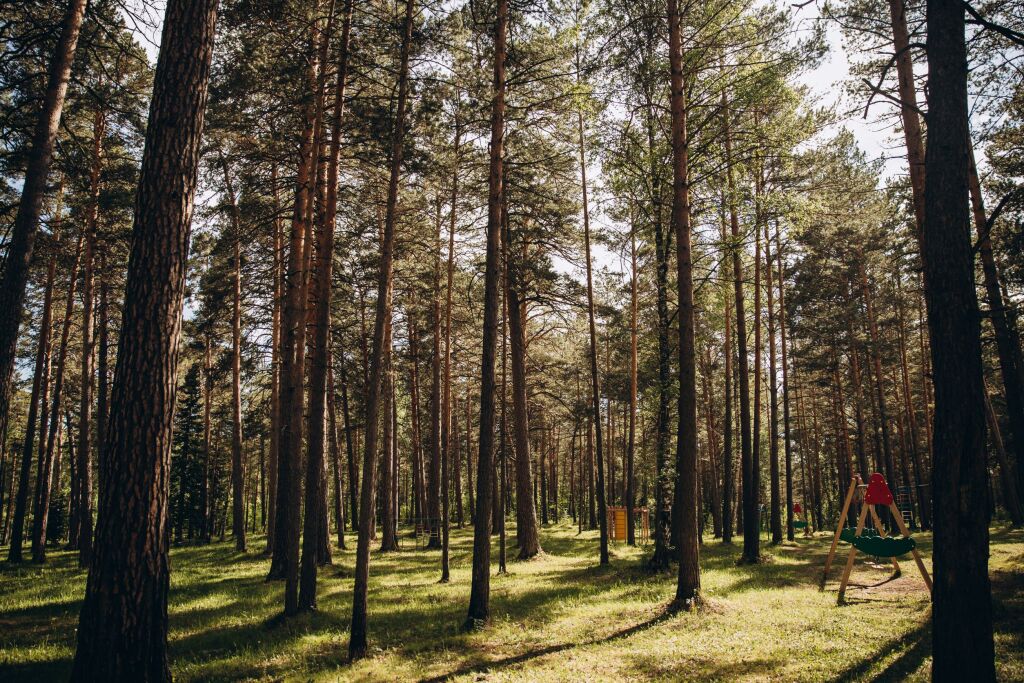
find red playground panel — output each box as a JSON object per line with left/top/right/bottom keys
{"left": 864, "top": 472, "right": 894, "bottom": 505}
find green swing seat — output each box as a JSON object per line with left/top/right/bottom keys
{"left": 839, "top": 527, "right": 879, "bottom": 544}
{"left": 850, "top": 534, "right": 916, "bottom": 558}
{"left": 794, "top": 521, "right": 808, "bottom": 529}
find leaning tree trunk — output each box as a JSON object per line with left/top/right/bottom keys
{"left": 0, "top": 0, "right": 88, "bottom": 453}
{"left": 349, "top": 0, "right": 414, "bottom": 658}
{"left": 70, "top": 0, "right": 218, "bottom": 676}
{"left": 922, "top": 0, "right": 995, "bottom": 678}
{"left": 668, "top": 0, "right": 700, "bottom": 604}
{"left": 465, "top": 0, "right": 506, "bottom": 629}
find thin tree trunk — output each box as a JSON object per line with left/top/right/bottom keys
{"left": 505, "top": 231, "right": 541, "bottom": 558}
{"left": 668, "top": 0, "right": 700, "bottom": 603}
{"left": 776, "top": 229, "right": 795, "bottom": 540}
{"left": 300, "top": 0, "right": 352, "bottom": 608}
{"left": 441, "top": 127, "right": 459, "bottom": 579}
{"left": 220, "top": 156, "right": 247, "bottom": 553}
{"left": 578, "top": 103, "right": 608, "bottom": 566}
{"left": 0, "top": 0, "right": 89, "bottom": 449}
{"left": 627, "top": 221, "right": 638, "bottom": 545}
{"left": 349, "top": 0, "right": 413, "bottom": 657}
{"left": 266, "top": 165, "right": 283, "bottom": 554}
{"left": 724, "top": 90, "right": 756, "bottom": 564}
{"left": 32, "top": 230, "right": 84, "bottom": 560}
{"left": 465, "top": 0, "right": 505, "bottom": 628}
{"left": 764, "top": 221, "right": 781, "bottom": 544}
{"left": 9, "top": 191, "right": 60, "bottom": 564}
{"left": 269, "top": 7, "right": 322, "bottom": 605}
{"left": 721, "top": 196, "right": 734, "bottom": 545}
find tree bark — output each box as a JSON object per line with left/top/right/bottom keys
{"left": 922, "top": 1, "right": 995, "bottom": 677}
{"left": 70, "top": 0, "right": 218, "bottom": 675}
{"left": 505, "top": 234, "right": 541, "bottom": 558}
{"left": 465, "top": 0, "right": 505, "bottom": 628}
{"left": 626, "top": 221, "right": 638, "bottom": 545}
{"left": 266, "top": 165, "right": 283, "bottom": 554}
{"left": 349, "top": 0, "right": 413, "bottom": 657}
{"left": 300, "top": 0, "right": 353, "bottom": 608}
{"left": 764, "top": 222, "right": 781, "bottom": 544}
{"left": 668, "top": 0, "right": 700, "bottom": 603}
{"left": 578, "top": 104, "right": 608, "bottom": 566}
{"left": 220, "top": 156, "right": 247, "bottom": 553}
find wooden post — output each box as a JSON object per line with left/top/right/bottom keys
{"left": 837, "top": 502, "right": 869, "bottom": 603}
{"left": 889, "top": 501, "right": 933, "bottom": 592}
{"left": 822, "top": 478, "right": 858, "bottom": 585}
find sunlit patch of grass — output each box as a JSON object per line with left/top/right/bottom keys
{"left": 1, "top": 523, "right": 1021, "bottom": 681}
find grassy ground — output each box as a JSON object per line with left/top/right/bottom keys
{"left": 1, "top": 522, "right": 1022, "bottom": 681}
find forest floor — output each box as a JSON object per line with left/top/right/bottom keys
{"left": 1, "top": 522, "right": 1022, "bottom": 681}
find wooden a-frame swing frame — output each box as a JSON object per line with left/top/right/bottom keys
{"left": 821, "top": 475, "right": 933, "bottom": 604}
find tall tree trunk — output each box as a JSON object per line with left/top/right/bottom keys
{"left": 340, "top": 349, "right": 358, "bottom": 531}
{"left": 969, "top": 146, "right": 1024, "bottom": 515}
{"left": 465, "top": 0, "right": 505, "bottom": 628}
{"left": 505, "top": 233, "right": 541, "bottom": 558}
{"left": 76, "top": 108, "right": 104, "bottom": 567}
{"left": 0, "top": 0, "right": 89, "bottom": 450}
{"left": 626, "top": 220, "right": 638, "bottom": 545}
{"left": 70, "top": 0, "right": 217, "bottom": 674}
{"left": 721, "top": 197, "right": 734, "bottom": 545}
{"left": 859, "top": 260, "right": 897, "bottom": 495}
{"left": 764, "top": 222, "right": 781, "bottom": 544}
{"left": 578, "top": 102, "right": 608, "bottom": 566}
{"left": 775, "top": 230, "right": 795, "bottom": 540}
{"left": 408, "top": 318, "right": 426, "bottom": 527}
{"left": 220, "top": 156, "right": 247, "bottom": 553}
{"left": 300, "top": 0, "right": 353, "bottom": 609}
{"left": 266, "top": 165, "right": 283, "bottom": 554}
{"left": 7, "top": 200, "right": 61, "bottom": 563}
{"left": 922, "top": 1, "right": 994, "bottom": 676}
{"left": 441, "top": 125, "right": 459, "bottom": 580}
{"left": 668, "top": 0, "right": 700, "bottom": 603}
{"left": 427, "top": 197, "right": 444, "bottom": 550}
{"left": 724, "top": 90, "right": 757, "bottom": 564}
{"left": 349, "top": 0, "right": 413, "bottom": 657}
{"left": 269, "top": 7, "right": 322, "bottom": 604}
{"left": 380, "top": 333, "right": 397, "bottom": 552}
{"left": 647, "top": 94, "right": 672, "bottom": 569}
{"left": 895, "top": 275, "right": 933, "bottom": 528}
{"left": 32, "top": 230, "right": 84, "bottom": 560}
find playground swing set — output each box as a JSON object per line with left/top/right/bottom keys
{"left": 821, "top": 473, "right": 932, "bottom": 604}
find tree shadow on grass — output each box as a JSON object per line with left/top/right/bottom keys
{"left": 417, "top": 606, "right": 677, "bottom": 683}
{"left": 833, "top": 621, "right": 930, "bottom": 682}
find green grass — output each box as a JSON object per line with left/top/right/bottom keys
{"left": 1, "top": 523, "right": 1022, "bottom": 681}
